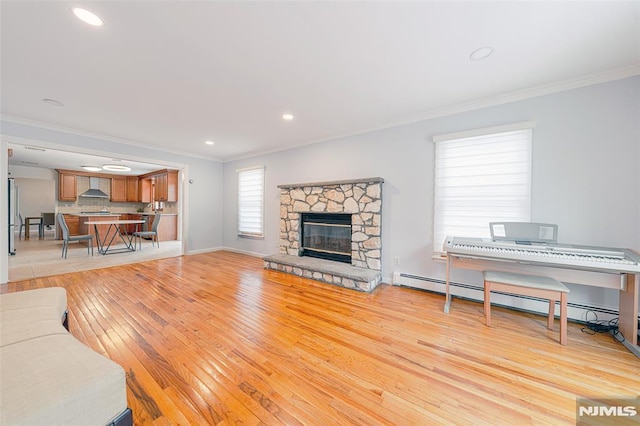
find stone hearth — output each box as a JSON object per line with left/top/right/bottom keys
{"left": 263, "top": 254, "right": 382, "bottom": 292}
{"left": 263, "top": 177, "right": 384, "bottom": 292}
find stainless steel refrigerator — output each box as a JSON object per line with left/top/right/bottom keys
{"left": 8, "top": 178, "right": 18, "bottom": 255}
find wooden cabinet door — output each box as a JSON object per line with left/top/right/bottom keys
{"left": 139, "top": 179, "right": 152, "bottom": 203}
{"left": 58, "top": 173, "right": 77, "bottom": 201}
{"left": 166, "top": 171, "right": 178, "bottom": 202}
{"left": 111, "top": 178, "right": 127, "bottom": 202}
{"left": 64, "top": 214, "right": 79, "bottom": 236}
{"left": 126, "top": 177, "right": 139, "bottom": 202}
{"left": 158, "top": 214, "right": 178, "bottom": 241}
{"left": 155, "top": 173, "right": 168, "bottom": 201}
{"left": 151, "top": 171, "right": 178, "bottom": 202}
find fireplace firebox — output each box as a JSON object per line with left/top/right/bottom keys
{"left": 300, "top": 213, "right": 352, "bottom": 264}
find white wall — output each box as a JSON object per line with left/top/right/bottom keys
{"left": 11, "top": 178, "right": 55, "bottom": 220}
{"left": 8, "top": 164, "right": 56, "bottom": 180}
{"left": 222, "top": 76, "right": 640, "bottom": 314}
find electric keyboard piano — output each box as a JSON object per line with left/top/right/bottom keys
{"left": 442, "top": 236, "right": 640, "bottom": 349}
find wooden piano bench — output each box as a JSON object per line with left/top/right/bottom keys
{"left": 483, "top": 271, "right": 570, "bottom": 345}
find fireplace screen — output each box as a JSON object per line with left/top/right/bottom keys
{"left": 301, "top": 213, "right": 351, "bottom": 264}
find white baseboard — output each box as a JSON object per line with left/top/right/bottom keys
{"left": 185, "top": 246, "right": 224, "bottom": 255}
{"left": 219, "top": 246, "right": 269, "bottom": 258}
{"left": 185, "top": 247, "right": 268, "bottom": 258}
{"left": 392, "top": 272, "right": 622, "bottom": 324}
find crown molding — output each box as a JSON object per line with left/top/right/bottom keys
{"left": 402, "top": 64, "right": 640, "bottom": 124}
{"left": 223, "top": 65, "right": 640, "bottom": 163}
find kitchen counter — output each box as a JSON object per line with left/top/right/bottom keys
{"left": 58, "top": 212, "right": 178, "bottom": 240}
{"left": 76, "top": 212, "right": 178, "bottom": 216}
{"left": 78, "top": 215, "right": 126, "bottom": 239}
{"left": 76, "top": 214, "right": 122, "bottom": 217}
{"left": 66, "top": 212, "right": 177, "bottom": 217}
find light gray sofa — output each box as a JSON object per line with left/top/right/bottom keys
{"left": 0, "top": 287, "right": 132, "bottom": 426}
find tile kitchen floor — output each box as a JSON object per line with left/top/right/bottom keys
{"left": 8, "top": 229, "right": 183, "bottom": 282}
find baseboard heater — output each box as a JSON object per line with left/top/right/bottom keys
{"left": 393, "top": 272, "right": 636, "bottom": 324}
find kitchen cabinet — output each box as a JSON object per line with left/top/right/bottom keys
{"left": 139, "top": 179, "right": 152, "bottom": 203}
{"left": 138, "top": 169, "right": 178, "bottom": 202}
{"left": 146, "top": 214, "right": 178, "bottom": 241}
{"left": 57, "top": 214, "right": 79, "bottom": 239}
{"left": 58, "top": 173, "right": 77, "bottom": 201}
{"left": 154, "top": 173, "right": 167, "bottom": 202}
{"left": 139, "top": 170, "right": 178, "bottom": 203}
{"left": 165, "top": 171, "right": 178, "bottom": 202}
{"left": 154, "top": 171, "right": 178, "bottom": 202}
{"left": 126, "top": 177, "right": 139, "bottom": 202}
{"left": 110, "top": 178, "right": 127, "bottom": 202}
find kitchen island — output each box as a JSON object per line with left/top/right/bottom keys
{"left": 141, "top": 213, "right": 178, "bottom": 241}
{"left": 57, "top": 212, "right": 178, "bottom": 242}
{"left": 85, "top": 219, "right": 146, "bottom": 255}
{"left": 77, "top": 214, "right": 122, "bottom": 239}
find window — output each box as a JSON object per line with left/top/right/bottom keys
{"left": 237, "top": 166, "right": 264, "bottom": 238}
{"left": 433, "top": 123, "right": 533, "bottom": 255}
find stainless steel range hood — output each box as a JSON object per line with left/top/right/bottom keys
{"left": 80, "top": 177, "right": 109, "bottom": 198}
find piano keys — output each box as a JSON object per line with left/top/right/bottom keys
{"left": 444, "top": 236, "right": 640, "bottom": 273}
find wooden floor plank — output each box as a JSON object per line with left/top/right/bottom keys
{"left": 3, "top": 250, "right": 639, "bottom": 425}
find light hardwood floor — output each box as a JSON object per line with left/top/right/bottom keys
{"left": 3, "top": 251, "right": 639, "bottom": 425}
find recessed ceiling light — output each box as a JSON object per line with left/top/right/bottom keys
{"left": 82, "top": 166, "right": 102, "bottom": 172}
{"left": 470, "top": 46, "right": 495, "bottom": 61}
{"left": 205, "top": 140, "right": 215, "bottom": 145}
{"left": 102, "top": 164, "right": 131, "bottom": 172}
{"left": 72, "top": 7, "right": 104, "bottom": 26}
{"left": 282, "top": 113, "right": 294, "bottom": 121}
{"left": 43, "top": 98, "right": 64, "bottom": 107}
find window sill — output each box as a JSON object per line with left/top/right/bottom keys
{"left": 238, "top": 233, "right": 264, "bottom": 240}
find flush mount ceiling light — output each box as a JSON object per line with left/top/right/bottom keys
{"left": 470, "top": 46, "right": 495, "bottom": 61}
{"left": 43, "top": 98, "right": 64, "bottom": 107}
{"left": 81, "top": 166, "right": 102, "bottom": 172}
{"left": 72, "top": 7, "right": 104, "bottom": 26}
{"left": 282, "top": 113, "right": 294, "bottom": 121}
{"left": 205, "top": 140, "right": 215, "bottom": 145}
{"left": 102, "top": 164, "right": 131, "bottom": 172}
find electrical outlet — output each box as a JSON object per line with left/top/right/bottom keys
{"left": 394, "top": 257, "right": 400, "bottom": 266}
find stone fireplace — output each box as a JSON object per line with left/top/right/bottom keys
{"left": 263, "top": 177, "right": 384, "bottom": 292}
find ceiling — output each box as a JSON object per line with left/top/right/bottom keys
{"left": 1, "top": 1, "right": 639, "bottom": 166}
{"left": 7, "top": 142, "right": 168, "bottom": 176}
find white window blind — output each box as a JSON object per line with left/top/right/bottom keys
{"left": 433, "top": 124, "right": 533, "bottom": 255}
{"left": 238, "top": 166, "right": 264, "bottom": 238}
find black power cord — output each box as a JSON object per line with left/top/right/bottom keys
{"left": 581, "top": 311, "right": 625, "bottom": 343}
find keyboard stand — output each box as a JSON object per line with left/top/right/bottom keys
{"left": 444, "top": 251, "right": 639, "bottom": 355}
